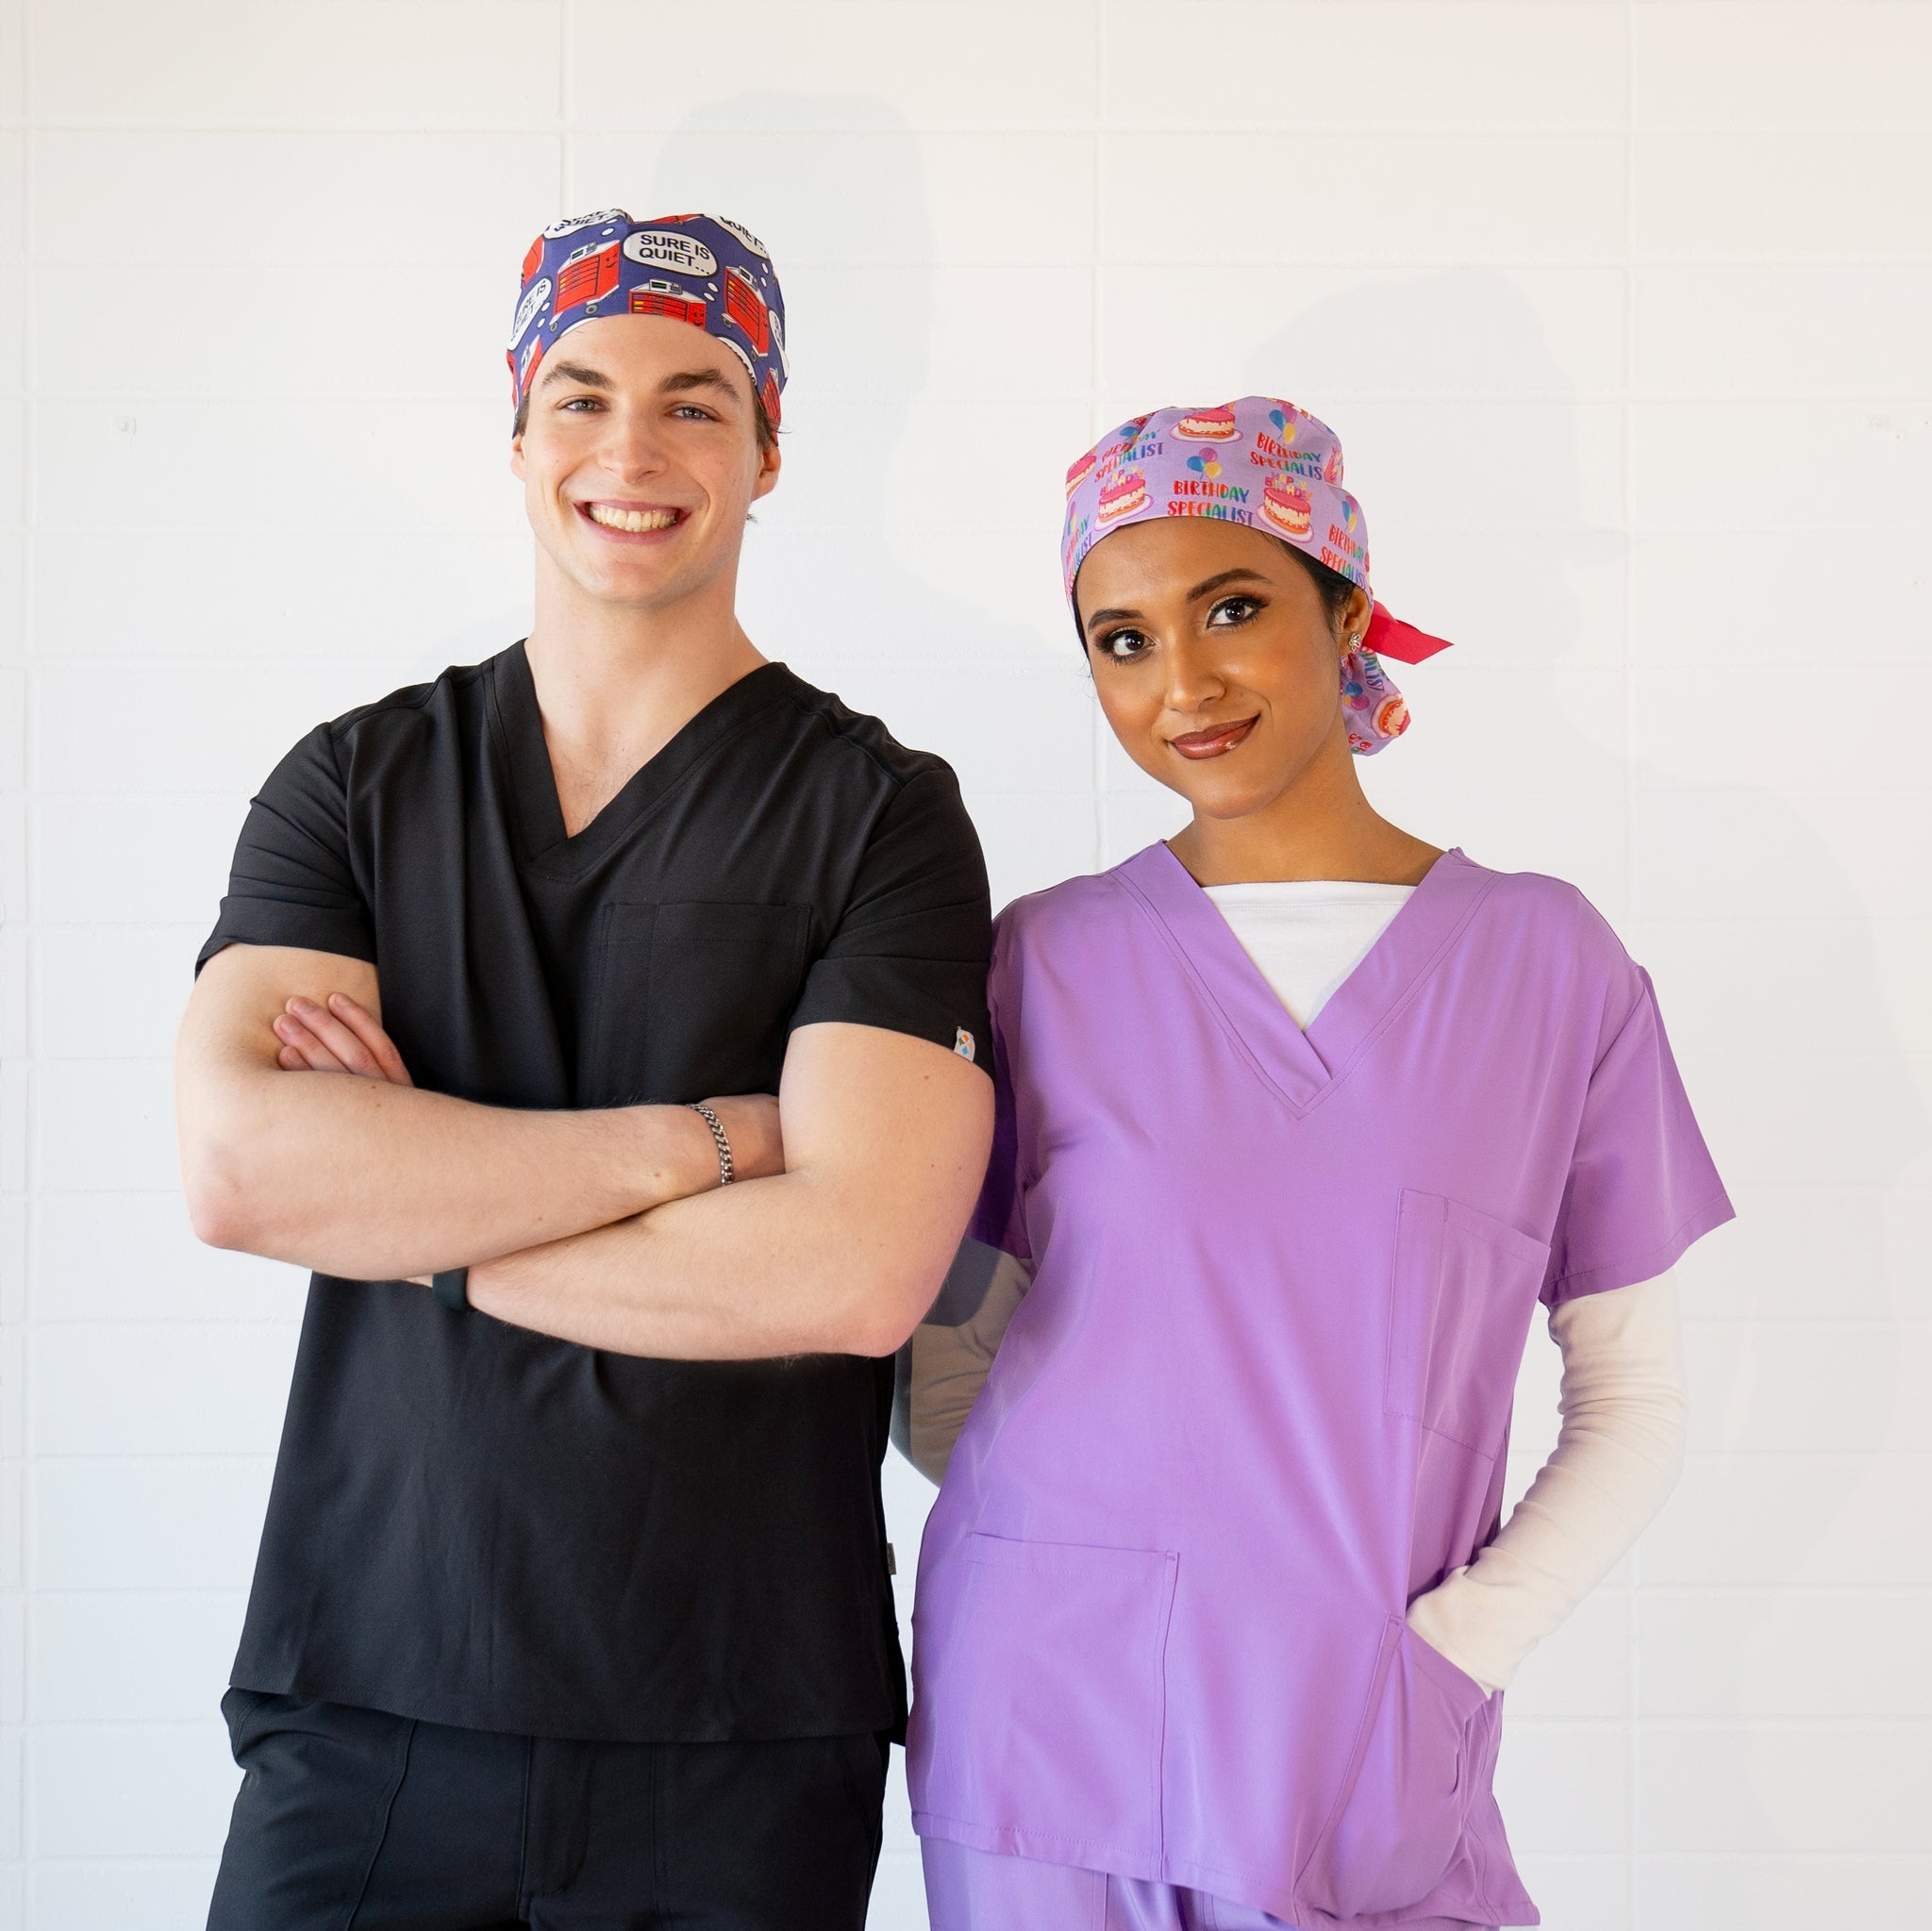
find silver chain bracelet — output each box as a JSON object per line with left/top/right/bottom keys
{"left": 684, "top": 1102, "right": 735, "bottom": 1187}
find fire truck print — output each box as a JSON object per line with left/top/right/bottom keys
{"left": 722, "top": 266, "right": 771, "bottom": 355}
{"left": 556, "top": 239, "right": 622, "bottom": 315}
{"left": 630, "top": 279, "right": 707, "bottom": 326}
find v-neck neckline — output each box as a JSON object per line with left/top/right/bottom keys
{"left": 489, "top": 641, "right": 795, "bottom": 872}
{"left": 1113, "top": 841, "right": 1498, "bottom": 1116}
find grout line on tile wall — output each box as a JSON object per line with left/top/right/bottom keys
{"left": 1623, "top": 2, "right": 1641, "bottom": 1919}
{"left": 558, "top": 0, "right": 571, "bottom": 208}
{"left": 1089, "top": 2, "right": 1107, "bottom": 876}
{"left": 17, "top": 0, "right": 35, "bottom": 1901}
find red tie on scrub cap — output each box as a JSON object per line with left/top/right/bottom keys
{"left": 1363, "top": 600, "right": 1453, "bottom": 665}
{"left": 1061, "top": 396, "right": 1454, "bottom": 754}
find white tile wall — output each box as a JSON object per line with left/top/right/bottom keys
{"left": 1106, "top": 132, "right": 1631, "bottom": 264}
{"left": 1632, "top": 129, "right": 1932, "bottom": 258}
{"left": 1630, "top": 1, "right": 1932, "bottom": 126}
{"left": 1645, "top": 1856, "right": 1932, "bottom": 1929}
{"left": 1630, "top": 529, "right": 1926, "bottom": 666}
{"left": 1106, "top": 0, "right": 1629, "bottom": 128}
{"left": 31, "top": 1460, "right": 274, "bottom": 1594}
{"left": 30, "top": 1722, "right": 240, "bottom": 1858}
{"left": 4, "top": 3, "right": 1927, "bottom": 1927}
{"left": 571, "top": 0, "right": 1099, "bottom": 126}
{"left": 30, "top": 131, "right": 560, "bottom": 264}
{"left": 29, "top": 2, "right": 563, "bottom": 128}
{"left": 30, "top": 1592, "right": 244, "bottom": 1723}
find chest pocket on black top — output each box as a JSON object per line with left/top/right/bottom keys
{"left": 586, "top": 900, "right": 812, "bottom": 1106}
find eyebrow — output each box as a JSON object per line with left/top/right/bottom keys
{"left": 536, "top": 359, "right": 612, "bottom": 393}
{"left": 1082, "top": 567, "right": 1274, "bottom": 633}
{"left": 1186, "top": 567, "right": 1273, "bottom": 601}
{"left": 659, "top": 368, "right": 742, "bottom": 403}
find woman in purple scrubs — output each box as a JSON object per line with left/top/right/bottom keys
{"left": 904, "top": 397, "right": 1732, "bottom": 1931}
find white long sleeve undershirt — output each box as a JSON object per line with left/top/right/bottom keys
{"left": 1404, "top": 1271, "right": 1686, "bottom": 1691}
{"left": 898, "top": 880, "right": 1690, "bottom": 1696}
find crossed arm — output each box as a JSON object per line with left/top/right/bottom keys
{"left": 175, "top": 943, "right": 993, "bottom": 1359}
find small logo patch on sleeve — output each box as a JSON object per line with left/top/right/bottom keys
{"left": 954, "top": 1028, "right": 976, "bottom": 1063}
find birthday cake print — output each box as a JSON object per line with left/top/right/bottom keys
{"left": 1173, "top": 403, "right": 1241, "bottom": 441}
{"left": 1098, "top": 468, "right": 1150, "bottom": 523}
{"left": 1261, "top": 474, "right": 1313, "bottom": 538}
{"left": 1374, "top": 695, "right": 1409, "bottom": 738}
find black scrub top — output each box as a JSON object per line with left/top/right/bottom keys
{"left": 198, "top": 644, "right": 992, "bottom": 1742}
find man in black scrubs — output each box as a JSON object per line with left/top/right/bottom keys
{"left": 175, "top": 211, "right": 993, "bottom": 1929}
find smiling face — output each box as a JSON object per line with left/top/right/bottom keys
{"left": 1074, "top": 518, "right": 1374, "bottom": 824}
{"left": 510, "top": 313, "right": 779, "bottom": 615}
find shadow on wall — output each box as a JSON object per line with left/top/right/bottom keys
{"left": 1248, "top": 270, "right": 1929, "bottom": 1889}
{"left": 638, "top": 93, "right": 1097, "bottom": 907}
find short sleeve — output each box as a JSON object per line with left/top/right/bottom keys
{"left": 1541, "top": 967, "right": 1734, "bottom": 1307}
{"left": 195, "top": 723, "right": 375, "bottom": 973}
{"left": 790, "top": 765, "right": 992, "bottom": 1067}
{"left": 965, "top": 997, "right": 1028, "bottom": 1261}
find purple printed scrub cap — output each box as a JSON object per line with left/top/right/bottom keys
{"left": 1061, "top": 396, "right": 1454, "bottom": 755}
{"left": 508, "top": 209, "right": 787, "bottom": 427}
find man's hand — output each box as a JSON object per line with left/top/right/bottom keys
{"left": 176, "top": 944, "right": 762, "bottom": 1279}
{"left": 273, "top": 991, "right": 413, "bottom": 1084}
{"left": 271, "top": 992, "right": 785, "bottom": 1183}
{"left": 466, "top": 1022, "right": 994, "bottom": 1361}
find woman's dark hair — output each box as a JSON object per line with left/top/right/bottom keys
{"left": 1273, "top": 538, "right": 1358, "bottom": 634}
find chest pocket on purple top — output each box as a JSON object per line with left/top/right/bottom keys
{"left": 1385, "top": 1190, "right": 1552, "bottom": 1594}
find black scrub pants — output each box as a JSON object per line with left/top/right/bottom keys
{"left": 207, "top": 1690, "right": 889, "bottom": 1931}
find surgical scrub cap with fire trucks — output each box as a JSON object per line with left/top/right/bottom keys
{"left": 508, "top": 210, "right": 788, "bottom": 427}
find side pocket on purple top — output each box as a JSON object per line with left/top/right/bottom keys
{"left": 1295, "top": 1615, "right": 1492, "bottom": 1921}
{"left": 911, "top": 1533, "right": 1178, "bottom": 1873}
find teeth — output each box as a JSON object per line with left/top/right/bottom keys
{"left": 587, "top": 505, "right": 680, "bottom": 533}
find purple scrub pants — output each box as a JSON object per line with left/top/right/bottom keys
{"left": 922, "top": 1839, "right": 1306, "bottom": 1931}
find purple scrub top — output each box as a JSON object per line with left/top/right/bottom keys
{"left": 908, "top": 844, "right": 1732, "bottom": 1929}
